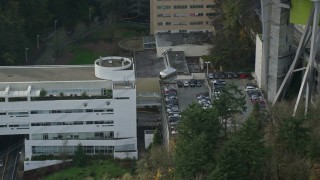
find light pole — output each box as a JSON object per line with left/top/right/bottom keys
{"left": 37, "top": 35, "right": 40, "bottom": 49}
{"left": 54, "top": 20, "right": 58, "bottom": 34}
{"left": 25, "top": 48, "right": 28, "bottom": 63}
{"left": 205, "top": 61, "right": 210, "bottom": 76}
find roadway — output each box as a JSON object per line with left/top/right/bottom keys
{"left": 0, "top": 136, "right": 24, "bottom": 180}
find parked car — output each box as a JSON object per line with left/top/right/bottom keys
{"left": 177, "top": 81, "right": 184, "bottom": 88}
{"left": 245, "top": 86, "right": 258, "bottom": 92}
{"left": 169, "top": 116, "right": 180, "bottom": 123}
{"left": 189, "top": 79, "right": 196, "bottom": 87}
{"left": 183, "top": 81, "right": 189, "bottom": 87}
{"left": 212, "top": 80, "right": 226, "bottom": 85}
{"left": 220, "top": 73, "right": 226, "bottom": 79}
{"left": 239, "top": 73, "right": 250, "bottom": 79}
{"left": 165, "top": 99, "right": 179, "bottom": 105}
{"left": 233, "top": 72, "right": 239, "bottom": 78}
{"left": 0, "top": 158, "right": 3, "bottom": 167}
{"left": 227, "top": 73, "right": 233, "bottom": 79}
{"left": 168, "top": 113, "right": 181, "bottom": 118}
{"left": 165, "top": 103, "right": 179, "bottom": 108}
{"left": 167, "top": 106, "right": 181, "bottom": 113}
{"left": 196, "top": 80, "right": 202, "bottom": 87}
{"left": 208, "top": 73, "right": 214, "bottom": 79}
{"left": 245, "top": 83, "right": 257, "bottom": 88}
{"left": 165, "top": 96, "right": 178, "bottom": 102}
{"left": 214, "top": 73, "right": 220, "bottom": 79}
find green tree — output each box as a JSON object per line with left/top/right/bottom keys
{"left": 212, "top": 84, "right": 246, "bottom": 137}
{"left": 74, "top": 143, "right": 86, "bottom": 167}
{"left": 152, "top": 128, "right": 162, "bottom": 146}
{"left": 136, "top": 145, "right": 174, "bottom": 180}
{"left": 175, "top": 104, "right": 222, "bottom": 178}
{"left": 277, "top": 116, "right": 310, "bottom": 154}
{"left": 210, "top": 118, "right": 268, "bottom": 180}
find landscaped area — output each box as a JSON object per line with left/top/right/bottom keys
{"left": 44, "top": 159, "right": 133, "bottom": 180}
{"left": 54, "top": 23, "right": 148, "bottom": 65}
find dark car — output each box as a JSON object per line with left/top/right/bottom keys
{"left": 220, "top": 73, "right": 226, "bottom": 79}
{"left": 189, "top": 79, "right": 196, "bottom": 87}
{"left": 196, "top": 80, "right": 202, "bottom": 87}
{"left": 177, "top": 81, "right": 184, "bottom": 88}
{"left": 214, "top": 73, "right": 220, "bottom": 79}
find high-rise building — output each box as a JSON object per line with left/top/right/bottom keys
{"left": 150, "top": 0, "right": 218, "bottom": 35}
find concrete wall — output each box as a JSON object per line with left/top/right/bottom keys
{"left": 255, "top": 34, "right": 263, "bottom": 88}
{"left": 156, "top": 44, "right": 212, "bottom": 57}
{"left": 267, "top": 0, "right": 293, "bottom": 101}
{"left": 24, "top": 160, "right": 72, "bottom": 171}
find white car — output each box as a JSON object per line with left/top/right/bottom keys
{"left": 183, "top": 81, "right": 189, "bottom": 87}
{"left": 245, "top": 86, "right": 258, "bottom": 92}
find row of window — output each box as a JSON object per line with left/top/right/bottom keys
{"left": 158, "top": 21, "right": 205, "bottom": 26}
{"left": 31, "top": 108, "right": 113, "bottom": 114}
{"left": 158, "top": 4, "right": 214, "bottom": 9}
{"left": 32, "top": 131, "right": 115, "bottom": 140}
{"left": 30, "top": 120, "right": 114, "bottom": 127}
{"left": 32, "top": 146, "right": 114, "bottom": 156}
{"left": 158, "top": 12, "right": 217, "bottom": 18}
{"left": 0, "top": 108, "right": 114, "bottom": 116}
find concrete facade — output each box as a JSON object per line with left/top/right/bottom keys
{"left": 150, "top": 0, "right": 218, "bottom": 35}
{"left": 267, "top": 1, "right": 293, "bottom": 101}
{"left": 255, "top": 34, "right": 263, "bottom": 88}
{"left": 0, "top": 57, "right": 138, "bottom": 160}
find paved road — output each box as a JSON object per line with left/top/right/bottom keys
{"left": 0, "top": 136, "right": 23, "bottom": 180}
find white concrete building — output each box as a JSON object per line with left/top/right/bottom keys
{"left": 0, "top": 56, "right": 138, "bottom": 160}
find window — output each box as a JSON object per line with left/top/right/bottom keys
{"left": 190, "top": 5, "right": 203, "bottom": 8}
{"left": 190, "top": 13, "right": 203, "bottom": 17}
{"left": 158, "top": 14, "right": 171, "bottom": 17}
{"left": 190, "top": 21, "right": 203, "bottom": 25}
{"left": 158, "top": 5, "right": 171, "bottom": 9}
{"left": 115, "top": 97, "right": 129, "bottom": 99}
{"left": 174, "top": 13, "right": 188, "bottom": 17}
{"left": 206, "top": 13, "right": 218, "bottom": 17}
{"left": 206, "top": 4, "right": 215, "bottom": 8}
{"left": 174, "top": 5, "right": 187, "bottom": 9}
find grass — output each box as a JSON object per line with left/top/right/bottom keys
{"left": 70, "top": 46, "right": 99, "bottom": 65}
{"left": 65, "top": 22, "right": 147, "bottom": 65}
{"left": 44, "top": 160, "right": 130, "bottom": 180}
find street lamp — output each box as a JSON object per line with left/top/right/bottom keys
{"left": 25, "top": 48, "right": 29, "bottom": 63}
{"left": 54, "top": 20, "right": 58, "bottom": 34}
{"left": 205, "top": 61, "right": 210, "bottom": 76}
{"left": 37, "top": 35, "right": 40, "bottom": 49}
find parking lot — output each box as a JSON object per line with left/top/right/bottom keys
{"left": 176, "top": 80, "right": 209, "bottom": 110}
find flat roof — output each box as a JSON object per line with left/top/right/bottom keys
{"left": 156, "top": 32, "right": 213, "bottom": 47}
{"left": 0, "top": 65, "right": 99, "bottom": 82}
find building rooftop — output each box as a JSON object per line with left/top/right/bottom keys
{"left": 156, "top": 33, "right": 213, "bottom": 47}
{"left": 0, "top": 65, "right": 99, "bottom": 82}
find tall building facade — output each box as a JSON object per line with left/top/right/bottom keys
{"left": 150, "top": 0, "right": 218, "bottom": 35}
{"left": 0, "top": 56, "right": 138, "bottom": 160}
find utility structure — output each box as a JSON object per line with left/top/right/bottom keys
{"left": 261, "top": 0, "right": 320, "bottom": 116}
{"left": 160, "top": 48, "right": 177, "bottom": 79}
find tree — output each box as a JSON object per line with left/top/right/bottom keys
{"left": 209, "top": 118, "right": 268, "bottom": 180}
{"left": 74, "top": 143, "right": 86, "bottom": 167}
{"left": 136, "top": 145, "right": 174, "bottom": 180}
{"left": 152, "top": 128, "right": 162, "bottom": 147}
{"left": 277, "top": 116, "right": 310, "bottom": 155}
{"left": 174, "top": 103, "right": 222, "bottom": 178}
{"left": 211, "top": 84, "right": 246, "bottom": 137}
